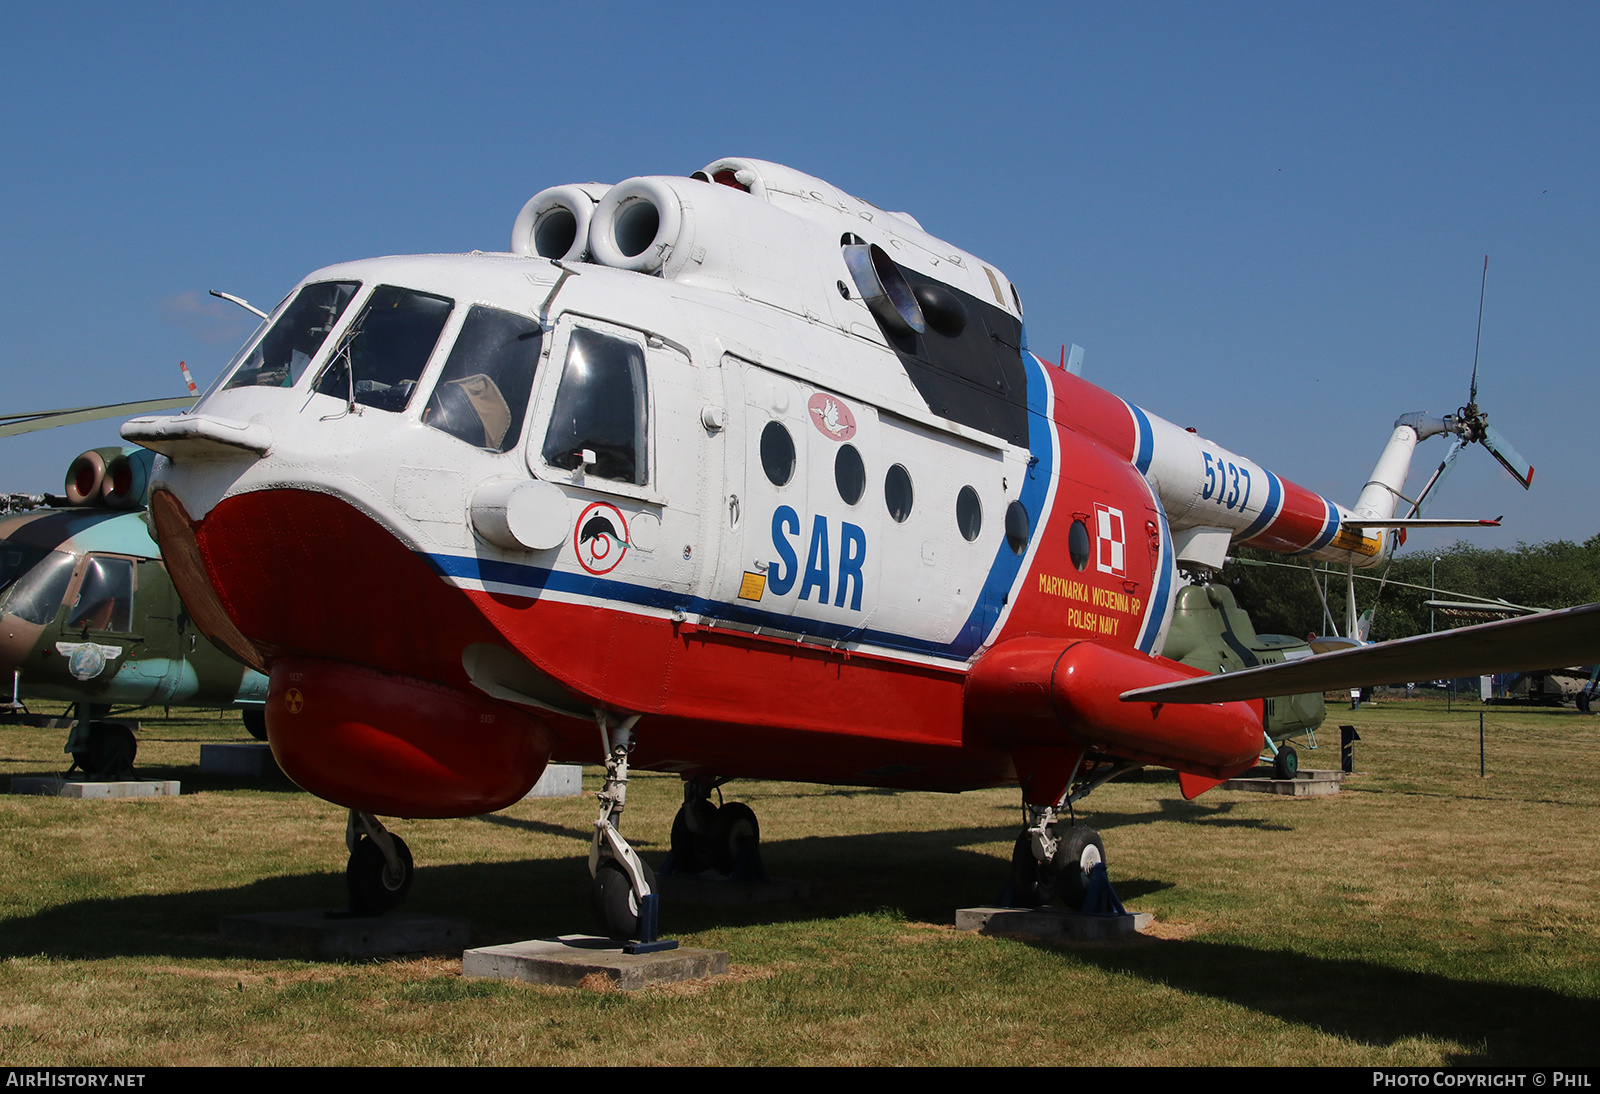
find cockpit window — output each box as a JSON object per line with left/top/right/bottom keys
{"left": 0, "top": 548, "right": 75, "bottom": 626}
{"left": 223, "top": 281, "right": 360, "bottom": 390}
{"left": 541, "top": 328, "right": 648, "bottom": 485}
{"left": 314, "top": 285, "right": 454, "bottom": 412}
{"left": 67, "top": 556, "right": 134, "bottom": 633}
{"left": 423, "top": 306, "right": 543, "bottom": 452}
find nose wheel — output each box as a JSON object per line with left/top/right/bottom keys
{"left": 345, "top": 811, "right": 413, "bottom": 915}
{"left": 589, "top": 712, "right": 675, "bottom": 951}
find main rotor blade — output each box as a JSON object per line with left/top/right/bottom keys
{"left": 1120, "top": 601, "right": 1600, "bottom": 704}
{"left": 0, "top": 397, "right": 196, "bottom": 439}
{"left": 1481, "top": 423, "right": 1534, "bottom": 489}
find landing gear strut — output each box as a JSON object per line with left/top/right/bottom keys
{"left": 589, "top": 712, "right": 674, "bottom": 950}
{"left": 1007, "top": 804, "right": 1106, "bottom": 912}
{"left": 345, "top": 810, "right": 413, "bottom": 915}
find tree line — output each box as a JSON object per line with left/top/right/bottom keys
{"left": 1219, "top": 535, "right": 1600, "bottom": 641}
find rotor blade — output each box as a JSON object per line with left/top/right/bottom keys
{"left": 0, "top": 397, "right": 197, "bottom": 440}
{"left": 1340, "top": 517, "right": 1500, "bottom": 529}
{"left": 1119, "top": 601, "right": 1600, "bottom": 704}
{"left": 1407, "top": 437, "right": 1465, "bottom": 518}
{"left": 1481, "top": 423, "right": 1534, "bottom": 489}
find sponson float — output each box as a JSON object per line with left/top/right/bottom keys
{"left": 124, "top": 158, "right": 1564, "bottom": 934}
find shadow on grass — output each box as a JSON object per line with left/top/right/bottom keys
{"left": 1031, "top": 934, "right": 1597, "bottom": 1066}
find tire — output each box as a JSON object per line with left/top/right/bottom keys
{"left": 74, "top": 721, "right": 137, "bottom": 780}
{"left": 669, "top": 801, "right": 717, "bottom": 874}
{"left": 1273, "top": 744, "right": 1299, "bottom": 780}
{"left": 242, "top": 708, "right": 268, "bottom": 742}
{"left": 592, "top": 858, "right": 657, "bottom": 940}
{"left": 1008, "top": 832, "right": 1048, "bottom": 908}
{"left": 1050, "top": 826, "right": 1105, "bottom": 911}
{"left": 708, "top": 802, "right": 759, "bottom": 875}
{"left": 346, "top": 834, "right": 413, "bottom": 915}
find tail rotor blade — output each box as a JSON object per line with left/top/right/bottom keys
{"left": 1409, "top": 437, "right": 1466, "bottom": 517}
{"left": 1482, "top": 423, "right": 1534, "bottom": 489}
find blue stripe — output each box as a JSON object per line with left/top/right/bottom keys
{"left": 1128, "top": 404, "right": 1154, "bottom": 475}
{"left": 1296, "top": 498, "right": 1342, "bottom": 555}
{"left": 1238, "top": 470, "right": 1283, "bottom": 541}
{"left": 1136, "top": 498, "right": 1175, "bottom": 654}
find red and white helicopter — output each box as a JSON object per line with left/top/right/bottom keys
{"left": 123, "top": 158, "right": 1599, "bottom": 936}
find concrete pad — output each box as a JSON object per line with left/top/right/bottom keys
{"left": 10, "top": 776, "right": 180, "bottom": 799}
{"left": 463, "top": 936, "right": 729, "bottom": 990}
{"left": 956, "top": 905, "right": 1153, "bottom": 940}
{"left": 1223, "top": 768, "right": 1345, "bottom": 797}
{"left": 200, "top": 742, "right": 282, "bottom": 778}
{"left": 524, "top": 763, "right": 582, "bottom": 798}
{"left": 219, "top": 909, "right": 471, "bottom": 957}
{"left": 657, "top": 872, "right": 810, "bottom": 905}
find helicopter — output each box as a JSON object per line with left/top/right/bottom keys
{"left": 121, "top": 158, "right": 1595, "bottom": 936}
{"left": 1, "top": 443, "right": 268, "bottom": 776}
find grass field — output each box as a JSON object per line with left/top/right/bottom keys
{"left": 1, "top": 699, "right": 1596, "bottom": 1066}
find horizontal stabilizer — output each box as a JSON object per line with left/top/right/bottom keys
{"left": 1341, "top": 517, "right": 1501, "bottom": 529}
{"left": 1120, "top": 601, "right": 1600, "bottom": 704}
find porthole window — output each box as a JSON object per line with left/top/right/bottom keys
{"left": 1005, "top": 500, "right": 1030, "bottom": 556}
{"left": 884, "top": 464, "right": 913, "bottom": 523}
{"left": 956, "top": 486, "right": 982, "bottom": 542}
{"left": 835, "top": 444, "right": 865, "bottom": 505}
{"left": 760, "top": 421, "right": 796, "bottom": 486}
{"left": 1069, "top": 519, "right": 1091, "bottom": 571}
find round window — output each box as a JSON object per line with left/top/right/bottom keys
{"left": 1005, "top": 500, "right": 1029, "bottom": 556}
{"left": 1069, "top": 519, "right": 1091, "bottom": 571}
{"left": 760, "top": 421, "right": 796, "bottom": 486}
{"left": 835, "top": 444, "right": 865, "bottom": 505}
{"left": 956, "top": 486, "right": 982, "bottom": 542}
{"left": 884, "top": 464, "right": 913, "bottom": 523}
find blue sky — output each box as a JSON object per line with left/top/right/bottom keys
{"left": 3, "top": 2, "right": 1595, "bottom": 555}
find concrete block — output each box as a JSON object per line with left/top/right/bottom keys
{"left": 200, "top": 742, "right": 282, "bottom": 778}
{"left": 219, "top": 909, "right": 471, "bottom": 957}
{"left": 1223, "top": 768, "right": 1345, "bottom": 797}
{"left": 463, "top": 936, "right": 729, "bottom": 990}
{"left": 524, "top": 763, "right": 582, "bottom": 798}
{"left": 956, "top": 905, "right": 1153, "bottom": 940}
{"left": 10, "top": 776, "right": 180, "bottom": 799}
{"left": 656, "top": 872, "right": 810, "bottom": 905}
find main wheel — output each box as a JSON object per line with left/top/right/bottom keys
{"left": 1051, "top": 826, "right": 1105, "bottom": 911}
{"left": 1008, "top": 832, "right": 1049, "bottom": 907}
{"left": 1273, "top": 744, "right": 1299, "bottom": 780}
{"left": 669, "top": 800, "right": 717, "bottom": 874}
{"left": 242, "top": 708, "right": 268, "bottom": 741}
{"left": 73, "top": 721, "right": 137, "bottom": 780}
{"left": 708, "top": 802, "right": 759, "bottom": 875}
{"left": 591, "top": 858, "right": 657, "bottom": 940}
{"left": 346, "top": 834, "right": 413, "bottom": 915}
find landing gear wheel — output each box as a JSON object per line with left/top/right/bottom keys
{"left": 708, "top": 802, "right": 759, "bottom": 875}
{"left": 242, "top": 708, "right": 268, "bottom": 741}
{"left": 346, "top": 834, "right": 413, "bottom": 915}
{"left": 1050, "top": 826, "right": 1105, "bottom": 911}
{"left": 72, "top": 721, "right": 137, "bottom": 780}
{"left": 669, "top": 801, "right": 717, "bottom": 874}
{"left": 1273, "top": 744, "right": 1299, "bottom": 780}
{"left": 592, "top": 858, "right": 657, "bottom": 940}
{"left": 1008, "top": 832, "right": 1050, "bottom": 907}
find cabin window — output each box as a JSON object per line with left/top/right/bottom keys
{"left": 1005, "top": 500, "right": 1030, "bottom": 555}
{"left": 67, "top": 556, "right": 133, "bottom": 633}
{"left": 542, "top": 328, "right": 649, "bottom": 485}
{"left": 1069, "top": 519, "right": 1091, "bottom": 571}
{"left": 0, "top": 548, "right": 75, "bottom": 626}
{"left": 313, "top": 285, "right": 454, "bottom": 412}
{"left": 760, "top": 422, "right": 796, "bottom": 487}
{"left": 834, "top": 444, "right": 865, "bottom": 504}
{"left": 423, "top": 306, "right": 543, "bottom": 452}
{"left": 223, "top": 281, "right": 361, "bottom": 390}
{"left": 956, "top": 486, "right": 983, "bottom": 542}
{"left": 884, "top": 464, "right": 913, "bottom": 523}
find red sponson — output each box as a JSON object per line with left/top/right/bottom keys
{"left": 266, "top": 657, "right": 557, "bottom": 817}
